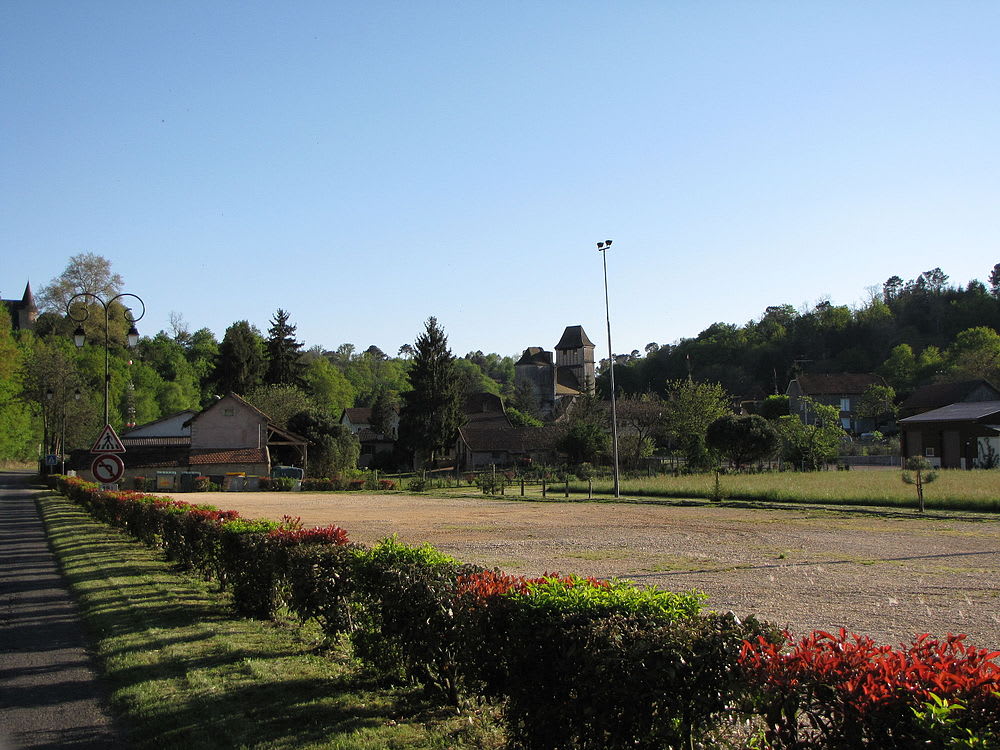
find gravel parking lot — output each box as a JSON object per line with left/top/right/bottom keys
{"left": 170, "top": 490, "right": 1000, "bottom": 649}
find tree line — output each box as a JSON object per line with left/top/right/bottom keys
{"left": 3, "top": 254, "right": 998, "bottom": 472}
{"left": 1, "top": 254, "right": 506, "bottom": 472}
{"left": 597, "top": 264, "right": 1000, "bottom": 402}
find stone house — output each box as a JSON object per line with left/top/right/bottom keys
{"left": 74, "top": 393, "right": 308, "bottom": 486}
{"left": 786, "top": 373, "right": 885, "bottom": 434}
{"left": 456, "top": 424, "right": 566, "bottom": 470}
{"left": 340, "top": 406, "right": 398, "bottom": 468}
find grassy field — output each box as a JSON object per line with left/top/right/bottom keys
{"left": 37, "top": 492, "right": 502, "bottom": 750}
{"left": 563, "top": 469, "right": 1000, "bottom": 512}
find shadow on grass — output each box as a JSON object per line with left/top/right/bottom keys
{"left": 38, "top": 495, "right": 473, "bottom": 750}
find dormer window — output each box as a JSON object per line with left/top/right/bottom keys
{"left": 224, "top": 408, "right": 235, "bottom": 417}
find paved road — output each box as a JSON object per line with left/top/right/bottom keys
{"left": 0, "top": 471, "right": 126, "bottom": 749}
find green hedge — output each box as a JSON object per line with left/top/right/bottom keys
{"left": 48, "top": 475, "right": 1000, "bottom": 749}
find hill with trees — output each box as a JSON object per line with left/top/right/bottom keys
{"left": 597, "top": 264, "right": 1000, "bottom": 405}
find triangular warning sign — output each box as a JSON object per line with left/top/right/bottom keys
{"left": 90, "top": 423, "right": 126, "bottom": 454}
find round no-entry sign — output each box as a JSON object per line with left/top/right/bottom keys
{"left": 91, "top": 453, "right": 126, "bottom": 484}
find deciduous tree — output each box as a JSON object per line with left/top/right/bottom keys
{"left": 706, "top": 414, "right": 779, "bottom": 468}
{"left": 287, "top": 410, "right": 360, "bottom": 477}
{"left": 774, "top": 398, "right": 845, "bottom": 470}
{"left": 661, "top": 379, "right": 732, "bottom": 470}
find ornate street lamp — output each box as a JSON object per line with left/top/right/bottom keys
{"left": 597, "top": 240, "right": 621, "bottom": 498}
{"left": 67, "top": 292, "right": 145, "bottom": 426}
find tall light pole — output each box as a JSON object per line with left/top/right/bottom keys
{"left": 67, "top": 292, "right": 145, "bottom": 427}
{"left": 597, "top": 240, "right": 621, "bottom": 498}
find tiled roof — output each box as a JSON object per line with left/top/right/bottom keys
{"left": 343, "top": 407, "right": 372, "bottom": 424}
{"left": 555, "top": 367, "right": 583, "bottom": 395}
{"left": 459, "top": 424, "right": 565, "bottom": 453}
{"left": 794, "top": 373, "right": 882, "bottom": 395}
{"left": 121, "top": 436, "right": 192, "bottom": 447}
{"left": 898, "top": 400, "right": 1000, "bottom": 424}
{"left": 555, "top": 325, "right": 595, "bottom": 350}
{"left": 70, "top": 445, "right": 269, "bottom": 471}
{"left": 189, "top": 448, "right": 268, "bottom": 465}
{"left": 515, "top": 347, "right": 552, "bottom": 367}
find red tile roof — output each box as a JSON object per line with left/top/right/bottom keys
{"left": 189, "top": 448, "right": 268, "bottom": 465}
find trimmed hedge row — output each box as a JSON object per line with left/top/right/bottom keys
{"left": 50, "top": 476, "right": 1000, "bottom": 749}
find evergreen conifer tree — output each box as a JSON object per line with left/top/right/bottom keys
{"left": 217, "top": 320, "right": 266, "bottom": 395}
{"left": 398, "top": 317, "right": 463, "bottom": 466}
{"left": 265, "top": 308, "right": 305, "bottom": 386}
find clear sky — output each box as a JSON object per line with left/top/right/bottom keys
{"left": 4, "top": 2, "right": 998, "bottom": 361}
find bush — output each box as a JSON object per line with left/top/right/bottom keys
{"left": 740, "top": 628, "right": 1000, "bottom": 748}
{"left": 455, "top": 570, "right": 768, "bottom": 749}
{"left": 284, "top": 542, "right": 362, "bottom": 641}
{"left": 350, "top": 537, "right": 474, "bottom": 704}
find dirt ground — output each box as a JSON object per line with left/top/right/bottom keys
{"left": 168, "top": 490, "right": 1000, "bottom": 649}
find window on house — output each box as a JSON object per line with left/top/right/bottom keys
{"left": 840, "top": 398, "right": 851, "bottom": 411}
{"left": 925, "top": 448, "right": 935, "bottom": 457}
{"left": 224, "top": 408, "right": 235, "bottom": 416}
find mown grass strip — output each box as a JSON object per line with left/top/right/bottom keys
{"left": 37, "top": 492, "right": 500, "bottom": 750}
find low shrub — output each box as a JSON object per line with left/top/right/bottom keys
{"left": 350, "top": 537, "right": 476, "bottom": 704}
{"left": 284, "top": 541, "right": 362, "bottom": 641}
{"left": 739, "top": 628, "right": 1000, "bottom": 748}
{"left": 455, "top": 570, "right": 766, "bottom": 749}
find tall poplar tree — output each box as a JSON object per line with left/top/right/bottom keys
{"left": 265, "top": 308, "right": 305, "bottom": 386}
{"left": 398, "top": 317, "right": 463, "bottom": 466}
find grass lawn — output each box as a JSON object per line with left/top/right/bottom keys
{"left": 38, "top": 492, "right": 502, "bottom": 750}
{"left": 553, "top": 469, "right": 1000, "bottom": 512}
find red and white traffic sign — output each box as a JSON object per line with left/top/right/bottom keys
{"left": 91, "top": 424, "right": 126, "bottom": 454}
{"left": 91, "top": 453, "right": 126, "bottom": 484}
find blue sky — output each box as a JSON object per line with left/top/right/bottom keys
{"left": 4, "top": 2, "right": 998, "bottom": 360}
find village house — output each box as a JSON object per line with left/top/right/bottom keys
{"left": 73, "top": 393, "right": 308, "bottom": 488}
{"left": 339, "top": 406, "right": 398, "bottom": 468}
{"left": 786, "top": 372, "right": 885, "bottom": 434}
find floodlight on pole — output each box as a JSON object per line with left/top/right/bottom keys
{"left": 67, "top": 291, "right": 145, "bottom": 427}
{"left": 597, "top": 240, "right": 621, "bottom": 499}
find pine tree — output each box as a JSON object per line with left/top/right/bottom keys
{"left": 398, "top": 317, "right": 463, "bottom": 466}
{"left": 217, "top": 321, "right": 266, "bottom": 395}
{"left": 265, "top": 308, "right": 305, "bottom": 386}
